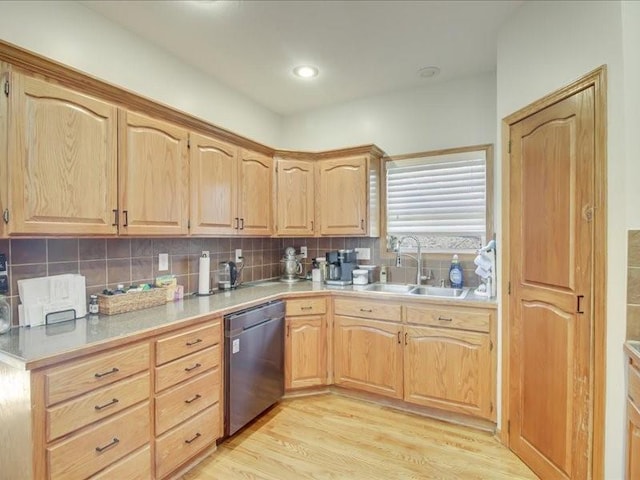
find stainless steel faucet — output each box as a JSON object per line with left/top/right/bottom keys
{"left": 398, "top": 235, "right": 423, "bottom": 285}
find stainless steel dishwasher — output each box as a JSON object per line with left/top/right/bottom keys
{"left": 224, "top": 300, "right": 285, "bottom": 436}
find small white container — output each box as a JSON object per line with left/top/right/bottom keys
{"left": 352, "top": 269, "right": 369, "bottom": 285}
{"left": 312, "top": 268, "right": 322, "bottom": 283}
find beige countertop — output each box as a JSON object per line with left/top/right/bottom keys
{"left": 0, "top": 280, "right": 496, "bottom": 371}
{"left": 625, "top": 340, "right": 640, "bottom": 364}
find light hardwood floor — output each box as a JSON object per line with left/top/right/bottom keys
{"left": 184, "top": 394, "right": 538, "bottom": 479}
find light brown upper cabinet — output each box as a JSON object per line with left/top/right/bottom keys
{"left": 118, "top": 111, "right": 189, "bottom": 236}
{"left": 189, "top": 133, "right": 239, "bottom": 235}
{"left": 238, "top": 148, "right": 273, "bottom": 236}
{"left": 317, "top": 156, "right": 368, "bottom": 236}
{"left": 190, "top": 138, "right": 272, "bottom": 236}
{"left": 275, "top": 158, "right": 315, "bottom": 236}
{"left": 6, "top": 72, "right": 118, "bottom": 235}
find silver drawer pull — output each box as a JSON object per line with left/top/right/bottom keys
{"left": 186, "top": 338, "right": 203, "bottom": 346}
{"left": 185, "top": 394, "right": 202, "bottom": 404}
{"left": 184, "top": 363, "right": 202, "bottom": 372}
{"left": 185, "top": 432, "right": 202, "bottom": 444}
{"left": 95, "top": 437, "right": 119, "bottom": 453}
{"left": 94, "top": 367, "right": 119, "bottom": 378}
{"left": 438, "top": 316, "right": 453, "bottom": 322}
{"left": 360, "top": 308, "right": 373, "bottom": 313}
{"left": 94, "top": 398, "right": 119, "bottom": 411}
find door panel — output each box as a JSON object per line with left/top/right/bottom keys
{"left": 239, "top": 149, "right": 273, "bottom": 235}
{"left": 509, "top": 87, "right": 594, "bottom": 480}
{"left": 276, "top": 158, "right": 315, "bottom": 236}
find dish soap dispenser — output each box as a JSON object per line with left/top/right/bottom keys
{"left": 449, "top": 255, "right": 463, "bottom": 289}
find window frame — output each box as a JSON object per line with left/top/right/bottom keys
{"left": 380, "top": 144, "right": 494, "bottom": 257}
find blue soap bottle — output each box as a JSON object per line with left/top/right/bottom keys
{"left": 449, "top": 254, "right": 463, "bottom": 288}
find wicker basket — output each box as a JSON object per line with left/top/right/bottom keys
{"left": 97, "top": 288, "right": 167, "bottom": 315}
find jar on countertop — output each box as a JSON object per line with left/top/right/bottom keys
{"left": 89, "top": 294, "right": 99, "bottom": 315}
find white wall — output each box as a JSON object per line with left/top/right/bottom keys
{"left": 0, "top": 1, "right": 282, "bottom": 146}
{"left": 280, "top": 72, "right": 496, "bottom": 155}
{"left": 497, "top": 1, "right": 627, "bottom": 477}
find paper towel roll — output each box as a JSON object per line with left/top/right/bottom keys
{"left": 198, "top": 254, "right": 210, "bottom": 295}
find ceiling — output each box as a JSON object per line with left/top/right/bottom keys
{"left": 82, "top": 0, "right": 523, "bottom": 116}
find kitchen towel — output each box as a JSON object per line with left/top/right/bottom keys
{"left": 474, "top": 253, "right": 492, "bottom": 270}
{"left": 198, "top": 254, "right": 210, "bottom": 295}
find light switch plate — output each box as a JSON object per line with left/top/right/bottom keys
{"left": 300, "top": 246, "right": 307, "bottom": 259}
{"left": 158, "top": 253, "right": 169, "bottom": 271}
{"left": 355, "top": 247, "right": 371, "bottom": 260}
{"left": 235, "top": 249, "right": 243, "bottom": 263}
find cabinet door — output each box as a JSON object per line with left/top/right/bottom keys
{"left": 285, "top": 315, "right": 327, "bottom": 389}
{"left": 334, "top": 316, "right": 403, "bottom": 399}
{"left": 404, "top": 325, "right": 493, "bottom": 420}
{"left": 189, "top": 133, "right": 238, "bottom": 235}
{"left": 318, "top": 156, "right": 367, "bottom": 235}
{"left": 628, "top": 400, "right": 640, "bottom": 480}
{"left": 238, "top": 149, "right": 273, "bottom": 235}
{"left": 119, "top": 111, "right": 188, "bottom": 235}
{"left": 275, "top": 158, "right": 315, "bottom": 236}
{"left": 7, "top": 73, "right": 118, "bottom": 235}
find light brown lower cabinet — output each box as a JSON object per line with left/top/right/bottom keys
{"left": 285, "top": 297, "right": 328, "bottom": 390}
{"left": 627, "top": 354, "right": 640, "bottom": 479}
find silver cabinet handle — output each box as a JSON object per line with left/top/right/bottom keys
{"left": 95, "top": 437, "right": 119, "bottom": 453}
{"left": 94, "top": 398, "right": 119, "bottom": 411}
{"left": 94, "top": 367, "right": 119, "bottom": 378}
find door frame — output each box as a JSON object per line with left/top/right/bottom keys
{"left": 500, "top": 65, "right": 607, "bottom": 479}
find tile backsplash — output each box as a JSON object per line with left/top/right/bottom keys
{"left": 0, "top": 235, "right": 480, "bottom": 327}
{"left": 628, "top": 230, "right": 640, "bottom": 339}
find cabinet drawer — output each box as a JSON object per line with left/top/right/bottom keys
{"left": 47, "top": 372, "right": 149, "bottom": 442}
{"left": 155, "top": 345, "right": 220, "bottom": 392}
{"left": 286, "top": 297, "right": 327, "bottom": 316}
{"left": 630, "top": 363, "right": 640, "bottom": 407}
{"left": 155, "top": 404, "right": 220, "bottom": 479}
{"left": 90, "top": 445, "right": 151, "bottom": 480}
{"left": 45, "top": 343, "right": 149, "bottom": 406}
{"left": 156, "top": 321, "right": 221, "bottom": 366}
{"left": 405, "top": 305, "right": 490, "bottom": 333}
{"left": 156, "top": 367, "right": 221, "bottom": 435}
{"left": 334, "top": 297, "right": 401, "bottom": 322}
{"left": 47, "top": 402, "right": 150, "bottom": 480}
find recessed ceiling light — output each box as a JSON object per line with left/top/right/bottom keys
{"left": 418, "top": 66, "right": 441, "bottom": 79}
{"left": 293, "top": 65, "right": 319, "bottom": 79}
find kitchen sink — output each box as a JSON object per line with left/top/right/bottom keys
{"left": 362, "top": 283, "right": 416, "bottom": 294}
{"left": 408, "top": 286, "right": 469, "bottom": 299}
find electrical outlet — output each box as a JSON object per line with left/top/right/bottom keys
{"left": 235, "top": 249, "right": 243, "bottom": 263}
{"left": 355, "top": 247, "right": 371, "bottom": 260}
{"left": 158, "top": 253, "right": 169, "bottom": 271}
{"left": 300, "top": 246, "right": 307, "bottom": 259}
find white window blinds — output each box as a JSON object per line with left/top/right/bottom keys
{"left": 386, "top": 150, "right": 486, "bottom": 236}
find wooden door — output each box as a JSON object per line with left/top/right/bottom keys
{"left": 238, "top": 149, "right": 273, "bottom": 236}
{"left": 285, "top": 315, "right": 327, "bottom": 389}
{"left": 318, "top": 156, "right": 367, "bottom": 235}
{"left": 275, "top": 158, "right": 315, "bottom": 236}
{"left": 333, "top": 316, "right": 403, "bottom": 399}
{"left": 118, "top": 111, "right": 189, "bottom": 236}
{"left": 189, "top": 133, "right": 238, "bottom": 235}
{"left": 404, "top": 325, "right": 493, "bottom": 420}
{"left": 508, "top": 87, "right": 595, "bottom": 479}
{"left": 7, "top": 73, "right": 118, "bottom": 235}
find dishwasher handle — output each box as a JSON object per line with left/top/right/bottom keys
{"left": 242, "top": 316, "right": 283, "bottom": 332}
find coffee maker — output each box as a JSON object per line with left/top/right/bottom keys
{"left": 325, "top": 249, "right": 357, "bottom": 285}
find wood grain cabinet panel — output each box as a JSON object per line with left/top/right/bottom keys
{"left": 275, "top": 158, "right": 315, "bottom": 236}
{"left": 156, "top": 322, "right": 221, "bottom": 366}
{"left": 118, "top": 110, "right": 189, "bottom": 236}
{"left": 46, "top": 401, "right": 150, "bottom": 480}
{"left": 155, "top": 404, "right": 220, "bottom": 479}
{"left": 155, "top": 345, "right": 220, "bottom": 392}
{"left": 628, "top": 399, "right": 640, "bottom": 480}
{"left": 189, "top": 133, "right": 239, "bottom": 235}
{"left": 7, "top": 72, "right": 118, "bottom": 235}
{"left": 334, "top": 315, "right": 403, "bottom": 399}
{"left": 404, "top": 325, "right": 493, "bottom": 420}
{"left": 334, "top": 297, "right": 401, "bottom": 322}
{"left": 89, "top": 445, "right": 151, "bottom": 480}
{"left": 155, "top": 368, "right": 221, "bottom": 435}
{"left": 238, "top": 148, "right": 273, "bottom": 235}
{"left": 317, "top": 156, "right": 367, "bottom": 235}
{"left": 46, "top": 372, "right": 149, "bottom": 442}
{"left": 405, "top": 305, "right": 491, "bottom": 333}
{"left": 44, "top": 343, "right": 149, "bottom": 406}
{"left": 285, "top": 315, "right": 327, "bottom": 389}
{"left": 286, "top": 297, "right": 327, "bottom": 317}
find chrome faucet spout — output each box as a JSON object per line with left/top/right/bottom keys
{"left": 398, "top": 235, "right": 423, "bottom": 285}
